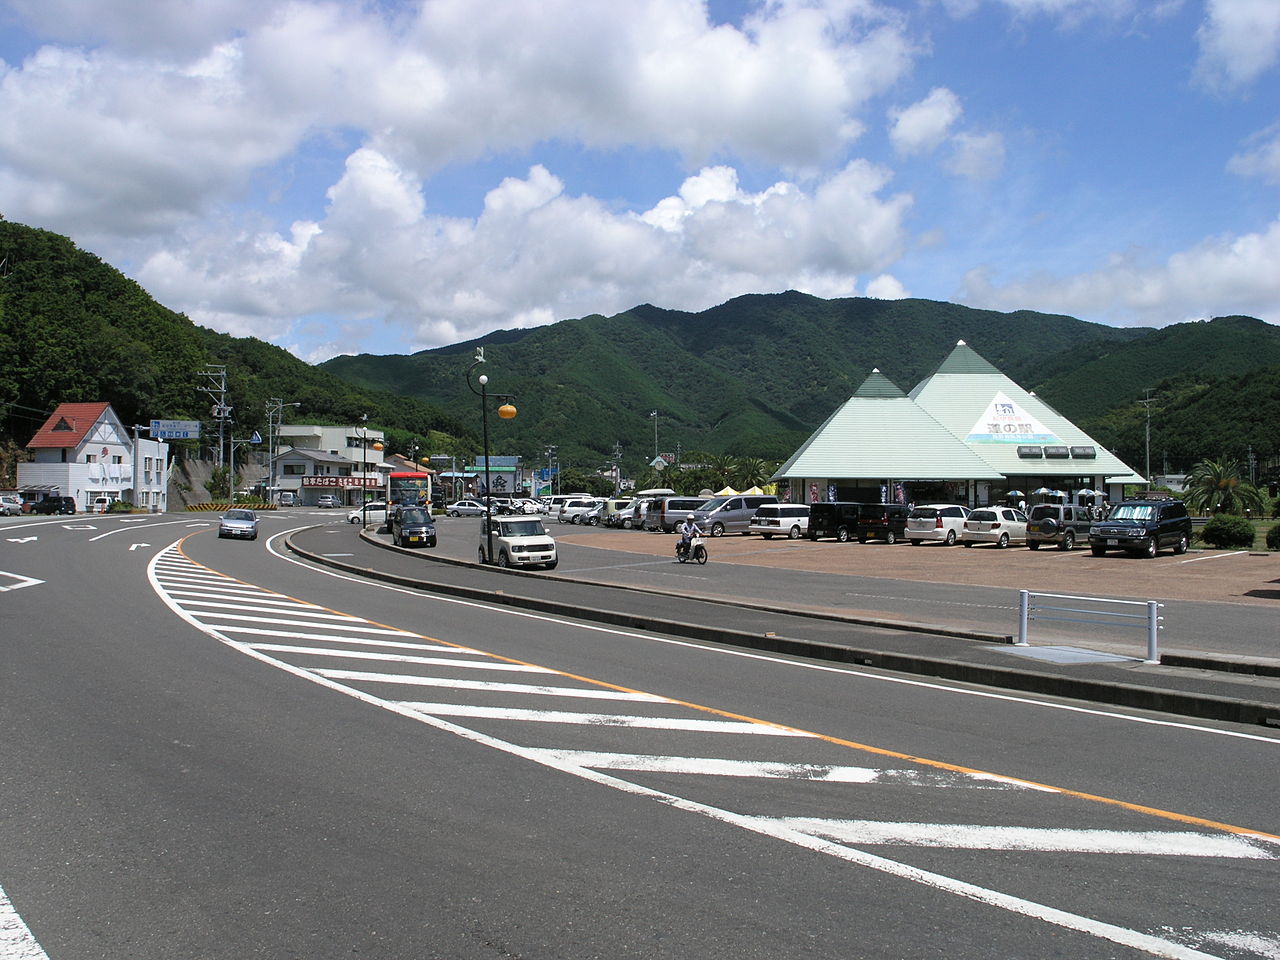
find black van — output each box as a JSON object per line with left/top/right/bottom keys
{"left": 808, "top": 502, "right": 910, "bottom": 542}
{"left": 855, "top": 503, "right": 910, "bottom": 543}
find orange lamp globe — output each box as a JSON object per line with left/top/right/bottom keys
{"left": 498, "top": 403, "right": 517, "bottom": 420}
{"left": 371, "top": 441, "right": 384, "bottom": 451}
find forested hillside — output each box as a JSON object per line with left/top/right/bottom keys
{"left": 0, "top": 221, "right": 469, "bottom": 468}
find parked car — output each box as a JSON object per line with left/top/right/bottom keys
{"left": 91, "top": 496, "right": 117, "bottom": 513}
{"left": 807, "top": 501, "right": 862, "bottom": 541}
{"left": 478, "top": 515, "right": 557, "bottom": 569}
{"left": 1026, "top": 503, "right": 1092, "bottom": 550}
{"left": 1089, "top": 498, "right": 1192, "bottom": 558}
{"left": 390, "top": 506, "right": 436, "bottom": 548}
{"left": 601, "top": 498, "right": 634, "bottom": 527}
{"left": 316, "top": 494, "right": 341, "bottom": 508}
{"left": 856, "top": 503, "right": 911, "bottom": 543}
{"left": 0, "top": 495, "right": 23, "bottom": 516}
{"left": 906, "top": 504, "right": 971, "bottom": 546}
{"left": 690, "top": 494, "right": 778, "bottom": 537}
{"left": 645, "top": 497, "right": 708, "bottom": 533}
{"left": 962, "top": 506, "right": 1029, "bottom": 548}
{"left": 446, "top": 499, "right": 487, "bottom": 517}
{"left": 748, "top": 504, "right": 810, "bottom": 539}
{"left": 348, "top": 501, "right": 390, "bottom": 525}
{"left": 558, "top": 498, "right": 601, "bottom": 524}
{"left": 217, "top": 508, "right": 259, "bottom": 540}
{"left": 31, "top": 496, "right": 77, "bottom": 515}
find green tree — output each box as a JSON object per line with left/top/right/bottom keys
{"left": 732, "top": 457, "right": 774, "bottom": 489}
{"left": 1182, "top": 458, "right": 1267, "bottom": 515}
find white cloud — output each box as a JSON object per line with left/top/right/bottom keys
{"left": 1229, "top": 124, "right": 1280, "bottom": 183}
{"left": 1194, "top": 0, "right": 1280, "bottom": 91}
{"left": 866, "top": 274, "right": 909, "bottom": 298}
{"left": 945, "top": 131, "right": 1006, "bottom": 180}
{"left": 961, "top": 216, "right": 1280, "bottom": 326}
{"left": 136, "top": 152, "right": 913, "bottom": 356}
{"left": 889, "top": 87, "right": 962, "bottom": 155}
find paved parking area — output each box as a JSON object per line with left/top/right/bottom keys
{"left": 553, "top": 528, "right": 1280, "bottom": 607}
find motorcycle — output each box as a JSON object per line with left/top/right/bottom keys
{"left": 675, "top": 536, "right": 707, "bottom": 564}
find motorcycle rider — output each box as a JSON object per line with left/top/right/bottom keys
{"left": 677, "top": 512, "right": 703, "bottom": 560}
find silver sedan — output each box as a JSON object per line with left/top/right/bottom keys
{"left": 218, "top": 508, "right": 260, "bottom": 540}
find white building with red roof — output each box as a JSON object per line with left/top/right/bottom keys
{"left": 19, "top": 402, "right": 170, "bottom": 511}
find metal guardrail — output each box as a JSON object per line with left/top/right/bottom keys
{"left": 1017, "top": 590, "right": 1163, "bottom": 663}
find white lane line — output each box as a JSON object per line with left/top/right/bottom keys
{"left": 1179, "top": 551, "right": 1248, "bottom": 564}
{"left": 758, "top": 819, "right": 1280, "bottom": 858}
{"left": 246, "top": 643, "right": 554, "bottom": 673}
{"left": 89, "top": 518, "right": 215, "bottom": 541}
{"left": 317, "top": 669, "right": 662, "bottom": 701}
{"left": 521, "top": 749, "right": 1030, "bottom": 787}
{"left": 213, "top": 625, "right": 449, "bottom": 650}
{"left": 397, "top": 702, "right": 812, "bottom": 734}
{"left": 194, "top": 613, "right": 410, "bottom": 635}
{"left": 175, "top": 600, "right": 364, "bottom": 621}
{"left": 0, "top": 570, "right": 44, "bottom": 592}
{"left": 0, "top": 880, "right": 50, "bottom": 959}
{"left": 162, "top": 589, "right": 328, "bottom": 608}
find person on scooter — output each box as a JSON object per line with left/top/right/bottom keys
{"left": 677, "top": 512, "right": 703, "bottom": 560}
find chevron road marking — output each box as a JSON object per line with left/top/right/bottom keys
{"left": 147, "top": 543, "right": 1278, "bottom": 960}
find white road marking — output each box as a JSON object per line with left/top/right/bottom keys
{"left": 127, "top": 542, "right": 151, "bottom": 550}
{"left": 212, "top": 625, "right": 446, "bottom": 649}
{"left": 521, "top": 749, "right": 1032, "bottom": 787}
{"left": 193, "top": 612, "right": 409, "bottom": 634}
{"left": 0, "top": 880, "right": 50, "bottom": 959}
{"left": 3, "top": 538, "right": 36, "bottom": 544}
{"left": 396, "top": 702, "right": 810, "bottom": 733}
{"left": 317, "top": 668, "right": 662, "bottom": 701}
{"left": 1179, "top": 551, "right": 1248, "bottom": 564}
{"left": 247, "top": 643, "right": 553, "bottom": 673}
{"left": 0, "top": 571, "right": 44, "bottom": 592}
{"left": 753, "top": 819, "right": 1280, "bottom": 857}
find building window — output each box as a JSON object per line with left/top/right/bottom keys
{"left": 112, "top": 455, "right": 124, "bottom": 464}
{"left": 283, "top": 464, "right": 306, "bottom": 476}
{"left": 85, "top": 454, "right": 97, "bottom": 463}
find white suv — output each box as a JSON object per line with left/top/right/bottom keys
{"left": 479, "top": 516, "right": 558, "bottom": 569}
{"left": 0, "top": 495, "right": 23, "bottom": 516}
{"left": 906, "top": 504, "right": 971, "bottom": 546}
{"left": 557, "top": 499, "right": 601, "bottom": 524}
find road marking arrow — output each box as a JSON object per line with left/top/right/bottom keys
{"left": 6, "top": 537, "right": 37, "bottom": 543}
{"left": 0, "top": 570, "right": 45, "bottom": 591}
{"left": 128, "top": 543, "right": 152, "bottom": 551}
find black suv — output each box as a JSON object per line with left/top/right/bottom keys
{"left": 1026, "top": 503, "right": 1092, "bottom": 550}
{"left": 390, "top": 506, "right": 437, "bottom": 548}
{"left": 1088, "top": 499, "right": 1192, "bottom": 558}
{"left": 31, "top": 496, "right": 77, "bottom": 515}
{"left": 807, "top": 502, "right": 863, "bottom": 542}
{"left": 855, "top": 503, "right": 910, "bottom": 543}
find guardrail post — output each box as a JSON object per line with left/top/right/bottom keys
{"left": 1017, "top": 590, "right": 1030, "bottom": 646}
{"left": 1145, "top": 601, "right": 1160, "bottom": 664}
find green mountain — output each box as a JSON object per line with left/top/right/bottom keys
{"left": 321, "top": 292, "right": 1148, "bottom": 468}
{"left": 0, "top": 221, "right": 469, "bottom": 464}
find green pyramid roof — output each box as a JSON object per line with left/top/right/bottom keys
{"left": 852, "top": 368, "right": 906, "bottom": 398}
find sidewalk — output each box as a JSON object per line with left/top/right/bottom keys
{"left": 284, "top": 525, "right": 1280, "bottom": 729}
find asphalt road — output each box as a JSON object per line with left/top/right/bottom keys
{"left": 2, "top": 510, "right": 1278, "bottom": 959}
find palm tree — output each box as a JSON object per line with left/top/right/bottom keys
{"left": 732, "top": 457, "right": 773, "bottom": 489}
{"left": 707, "top": 454, "right": 736, "bottom": 489}
{"left": 1182, "top": 458, "right": 1267, "bottom": 515}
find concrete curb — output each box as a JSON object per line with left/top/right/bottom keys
{"left": 286, "top": 531, "right": 1280, "bottom": 728}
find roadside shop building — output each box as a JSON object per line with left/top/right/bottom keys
{"left": 773, "top": 341, "right": 1143, "bottom": 508}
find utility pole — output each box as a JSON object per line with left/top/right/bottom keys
{"left": 649, "top": 410, "right": 658, "bottom": 460}
{"left": 1137, "top": 390, "right": 1155, "bottom": 491}
{"left": 198, "top": 365, "right": 231, "bottom": 470}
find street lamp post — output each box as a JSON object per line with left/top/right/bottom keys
{"left": 265, "top": 398, "right": 300, "bottom": 505}
{"left": 467, "top": 347, "right": 517, "bottom": 564}
{"left": 650, "top": 410, "right": 658, "bottom": 460}
{"left": 358, "top": 415, "right": 369, "bottom": 526}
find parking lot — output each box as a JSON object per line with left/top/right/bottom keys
{"left": 551, "top": 526, "right": 1280, "bottom": 607}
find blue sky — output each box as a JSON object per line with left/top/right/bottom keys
{"left": 0, "top": 0, "right": 1277, "bottom": 363}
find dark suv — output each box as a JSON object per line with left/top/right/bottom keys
{"left": 389, "top": 506, "right": 437, "bottom": 548}
{"left": 807, "top": 502, "right": 863, "bottom": 542}
{"left": 856, "top": 503, "right": 910, "bottom": 543}
{"left": 1026, "top": 503, "right": 1092, "bottom": 551}
{"left": 31, "top": 496, "right": 77, "bottom": 515}
{"left": 1088, "top": 499, "right": 1192, "bottom": 558}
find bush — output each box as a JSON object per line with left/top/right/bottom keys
{"left": 1266, "top": 524, "right": 1280, "bottom": 551}
{"left": 1200, "top": 514, "right": 1256, "bottom": 549}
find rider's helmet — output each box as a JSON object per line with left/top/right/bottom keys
{"left": 687, "top": 513, "right": 695, "bottom": 520}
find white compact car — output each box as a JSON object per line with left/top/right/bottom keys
{"left": 906, "top": 504, "right": 971, "bottom": 546}
{"left": 478, "top": 516, "right": 558, "bottom": 569}
{"left": 961, "top": 506, "right": 1030, "bottom": 548}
